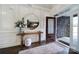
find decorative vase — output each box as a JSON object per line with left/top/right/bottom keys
{"left": 25, "top": 38, "right": 32, "bottom": 47}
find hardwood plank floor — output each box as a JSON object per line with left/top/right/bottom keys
{"left": 0, "top": 40, "right": 50, "bottom": 54}
{"left": 0, "top": 40, "right": 78, "bottom": 54}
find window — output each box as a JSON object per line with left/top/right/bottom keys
{"left": 72, "top": 14, "right": 78, "bottom": 48}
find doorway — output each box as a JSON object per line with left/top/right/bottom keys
{"left": 57, "top": 16, "right": 70, "bottom": 46}
{"left": 46, "top": 17, "right": 56, "bottom": 42}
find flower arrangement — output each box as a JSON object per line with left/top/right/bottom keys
{"left": 15, "top": 17, "right": 26, "bottom": 33}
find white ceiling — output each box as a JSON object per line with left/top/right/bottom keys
{"left": 21, "top": 4, "right": 55, "bottom": 9}
{"left": 33, "top": 4, "right": 55, "bottom": 9}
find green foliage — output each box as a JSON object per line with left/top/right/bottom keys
{"left": 15, "top": 17, "right": 26, "bottom": 28}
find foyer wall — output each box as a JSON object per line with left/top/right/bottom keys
{"left": 0, "top": 5, "right": 50, "bottom": 48}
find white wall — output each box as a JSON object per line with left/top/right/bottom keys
{"left": 58, "top": 5, "right": 79, "bottom": 52}
{"left": 0, "top": 4, "right": 50, "bottom": 48}
{"left": 50, "top": 4, "right": 79, "bottom": 52}
{"left": 69, "top": 6, "right": 79, "bottom": 52}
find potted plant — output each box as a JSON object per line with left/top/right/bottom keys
{"left": 15, "top": 17, "right": 26, "bottom": 33}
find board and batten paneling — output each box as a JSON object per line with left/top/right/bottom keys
{"left": 0, "top": 5, "right": 50, "bottom": 48}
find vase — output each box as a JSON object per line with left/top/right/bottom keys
{"left": 25, "top": 38, "right": 32, "bottom": 46}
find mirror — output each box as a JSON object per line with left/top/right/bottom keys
{"left": 27, "top": 20, "right": 39, "bottom": 30}
{"left": 24, "top": 13, "right": 39, "bottom": 30}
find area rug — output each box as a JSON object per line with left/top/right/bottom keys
{"left": 19, "top": 42, "right": 69, "bottom": 54}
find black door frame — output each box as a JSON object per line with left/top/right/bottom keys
{"left": 46, "top": 16, "right": 56, "bottom": 42}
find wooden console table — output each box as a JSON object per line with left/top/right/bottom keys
{"left": 17, "top": 31, "right": 43, "bottom": 46}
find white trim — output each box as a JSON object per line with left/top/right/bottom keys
{"left": 70, "top": 15, "right": 73, "bottom": 49}
{"left": 56, "top": 41, "right": 69, "bottom": 48}
{"left": 55, "top": 16, "right": 57, "bottom": 40}
{"left": 0, "top": 31, "right": 17, "bottom": 33}
{"left": 77, "top": 12, "right": 79, "bottom": 51}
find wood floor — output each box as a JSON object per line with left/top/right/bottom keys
{"left": 0, "top": 40, "right": 51, "bottom": 54}
{"left": 0, "top": 40, "right": 78, "bottom": 54}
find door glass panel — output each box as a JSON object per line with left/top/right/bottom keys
{"left": 48, "top": 19, "right": 54, "bottom": 34}
{"left": 73, "top": 16, "right": 78, "bottom": 26}
{"left": 73, "top": 27, "right": 78, "bottom": 42}
{"left": 72, "top": 15, "right": 78, "bottom": 50}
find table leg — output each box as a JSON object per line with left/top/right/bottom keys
{"left": 20, "top": 35, "right": 24, "bottom": 50}
{"left": 39, "top": 33, "right": 41, "bottom": 44}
